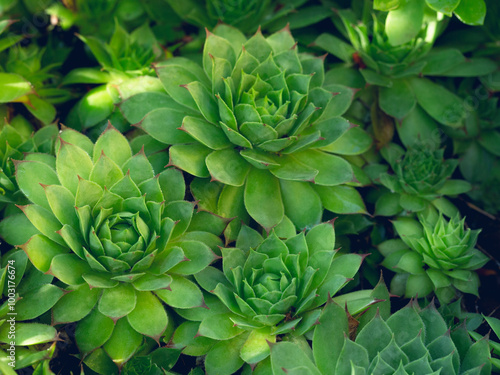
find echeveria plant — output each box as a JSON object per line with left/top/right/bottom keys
{"left": 141, "top": 25, "right": 369, "bottom": 237}
{"left": 371, "top": 143, "right": 470, "bottom": 218}
{"left": 380, "top": 214, "right": 489, "bottom": 303}
{"left": 174, "top": 221, "right": 367, "bottom": 374}
{"left": 4, "top": 124, "right": 223, "bottom": 370}
{"left": 271, "top": 298, "right": 492, "bottom": 375}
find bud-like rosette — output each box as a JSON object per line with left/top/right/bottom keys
{"left": 271, "top": 298, "right": 491, "bottom": 375}
{"left": 379, "top": 215, "right": 489, "bottom": 303}
{"left": 138, "top": 25, "right": 370, "bottom": 236}
{"left": 10, "top": 124, "right": 223, "bottom": 368}
{"left": 374, "top": 143, "right": 471, "bottom": 217}
{"left": 171, "top": 222, "right": 366, "bottom": 374}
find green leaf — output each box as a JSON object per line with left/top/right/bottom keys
{"left": 169, "top": 241, "right": 217, "bottom": 275}
{"left": 205, "top": 333, "right": 248, "bottom": 375}
{"left": 374, "top": 0, "right": 401, "bottom": 10}
{"left": 76, "top": 309, "right": 115, "bottom": 352}
{"left": 280, "top": 180, "right": 322, "bottom": 230}
{"left": 294, "top": 150, "right": 353, "bottom": 186}
{"left": 387, "top": 304, "right": 425, "bottom": 345}
{"left": 182, "top": 116, "right": 231, "bottom": 150}
{"left": 240, "top": 327, "right": 275, "bottom": 364}
{"left": 313, "top": 301, "right": 348, "bottom": 373}
{"left": 24, "top": 95, "right": 56, "bottom": 125}
{"left": 156, "top": 275, "right": 203, "bottom": 308}
{"left": 206, "top": 149, "right": 251, "bottom": 186}
{"left": 409, "top": 78, "right": 465, "bottom": 127}
{"left": 21, "top": 234, "right": 68, "bottom": 273}
{"left": 184, "top": 81, "right": 219, "bottom": 124}
{"left": 16, "top": 160, "right": 59, "bottom": 210}
{"left": 127, "top": 291, "right": 168, "bottom": 341}
{"left": 315, "top": 185, "right": 366, "bottom": 214}
{"left": 436, "top": 180, "right": 471, "bottom": 195}
{"left": 0, "top": 323, "right": 56, "bottom": 345}
{"left": 199, "top": 313, "right": 244, "bottom": 340}
{"left": 98, "top": 283, "right": 137, "bottom": 320}
{"left": 50, "top": 253, "right": 91, "bottom": 285}
{"left": 77, "top": 86, "right": 114, "bottom": 129}
{"left": 425, "top": 0, "right": 460, "bottom": 15}
{"left": 321, "top": 127, "right": 372, "bottom": 156}
{"left": 61, "top": 67, "right": 111, "bottom": 85}
{"left": 52, "top": 284, "right": 100, "bottom": 324}
{"left": 19, "top": 204, "right": 63, "bottom": 246}
{"left": 453, "top": 0, "right": 486, "bottom": 25}
{"left": 103, "top": 318, "right": 143, "bottom": 366}
{"left": 271, "top": 342, "right": 322, "bottom": 375}
{"left": 44, "top": 184, "right": 79, "bottom": 229}
{"left": 244, "top": 168, "right": 284, "bottom": 229}
{"left": 385, "top": 0, "right": 425, "bottom": 46}
{"left": 396, "top": 105, "right": 438, "bottom": 148}
{"left": 169, "top": 144, "right": 211, "bottom": 178}
{"left": 89, "top": 152, "right": 124, "bottom": 188}
{"left": 56, "top": 139, "right": 93, "bottom": 195}
{"left": 203, "top": 31, "right": 237, "bottom": 79}
{"left": 441, "top": 58, "right": 496, "bottom": 77}
{"left": 0, "top": 73, "right": 33, "bottom": 103}
{"left": 379, "top": 79, "right": 416, "bottom": 119}
{"left": 93, "top": 125, "right": 132, "bottom": 167}
{"left": 16, "top": 284, "right": 63, "bottom": 320}
{"left": 312, "top": 33, "right": 355, "bottom": 63}
{"left": 0, "top": 213, "right": 39, "bottom": 246}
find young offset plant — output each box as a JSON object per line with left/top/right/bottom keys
{"left": 379, "top": 214, "right": 489, "bottom": 303}
{"left": 140, "top": 25, "right": 370, "bottom": 239}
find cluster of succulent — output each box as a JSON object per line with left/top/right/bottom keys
{"left": 0, "top": 0, "right": 498, "bottom": 374}
{"left": 271, "top": 296, "right": 492, "bottom": 375}
{"left": 379, "top": 214, "right": 489, "bottom": 303}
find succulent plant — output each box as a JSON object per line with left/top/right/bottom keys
{"left": 141, "top": 25, "right": 370, "bottom": 238}
{"left": 1, "top": 124, "right": 223, "bottom": 370}
{"left": 271, "top": 297, "right": 492, "bottom": 375}
{"left": 313, "top": 0, "right": 496, "bottom": 150}
{"left": 0, "top": 120, "right": 58, "bottom": 217}
{"left": 63, "top": 22, "right": 166, "bottom": 139}
{"left": 370, "top": 143, "right": 471, "bottom": 218}
{"left": 379, "top": 214, "right": 489, "bottom": 303}
{"left": 0, "top": 248, "right": 59, "bottom": 374}
{"left": 163, "top": 0, "right": 333, "bottom": 34}
{"left": 171, "top": 221, "right": 367, "bottom": 374}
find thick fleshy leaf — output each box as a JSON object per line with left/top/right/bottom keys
{"left": 24, "top": 95, "right": 56, "bottom": 125}
{"left": 50, "top": 253, "right": 91, "bottom": 285}
{"left": 156, "top": 275, "right": 203, "bottom": 309}
{"left": 385, "top": 0, "right": 425, "bottom": 46}
{"left": 321, "top": 127, "right": 372, "bottom": 156}
{"left": 379, "top": 79, "right": 416, "bottom": 119}
{"left": 20, "top": 204, "right": 64, "bottom": 246}
{"left": 315, "top": 185, "right": 366, "bottom": 214}
{"left": 313, "top": 301, "right": 348, "bottom": 373}
{"left": 127, "top": 291, "right": 168, "bottom": 341}
{"left": 206, "top": 149, "right": 251, "bottom": 186}
{"left": 89, "top": 152, "right": 124, "bottom": 188}
{"left": 169, "top": 241, "right": 217, "bottom": 275}
{"left": 44, "top": 184, "right": 79, "bottom": 229}
{"left": 103, "top": 318, "right": 143, "bottom": 366}
{"left": 271, "top": 342, "right": 322, "bottom": 375}
{"left": 16, "top": 284, "right": 63, "bottom": 320}
{"left": 0, "top": 213, "right": 39, "bottom": 246}
{"left": 295, "top": 150, "right": 353, "bottom": 186}
{"left": 0, "top": 323, "right": 56, "bottom": 346}
{"left": 16, "top": 160, "right": 59, "bottom": 210}
{"left": 22, "top": 235, "right": 68, "bottom": 273}
{"left": 169, "top": 144, "right": 211, "bottom": 178}
{"left": 240, "top": 327, "right": 275, "bottom": 364}
{"left": 205, "top": 333, "right": 248, "bottom": 375}
{"left": 244, "top": 168, "right": 284, "bottom": 229}
{"left": 280, "top": 180, "right": 322, "bottom": 230}
{"left": 199, "top": 313, "right": 244, "bottom": 340}
{"left": 75, "top": 309, "right": 115, "bottom": 352}
{"left": 139, "top": 108, "right": 194, "bottom": 145}
{"left": 409, "top": 78, "right": 465, "bottom": 127}
{"left": 182, "top": 116, "right": 231, "bottom": 150}
{"left": 98, "top": 283, "right": 137, "bottom": 320}
{"left": 52, "top": 284, "right": 101, "bottom": 324}
{"left": 453, "top": 0, "right": 486, "bottom": 25}
{"left": 93, "top": 125, "right": 132, "bottom": 167}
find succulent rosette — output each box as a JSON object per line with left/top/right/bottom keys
{"left": 271, "top": 297, "right": 492, "bottom": 375}
{"left": 4, "top": 124, "right": 223, "bottom": 369}
{"left": 139, "top": 25, "right": 370, "bottom": 237}
{"left": 170, "top": 221, "right": 367, "bottom": 374}
{"left": 63, "top": 22, "right": 165, "bottom": 139}
{"left": 379, "top": 214, "right": 489, "bottom": 303}
{"left": 372, "top": 143, "right": 471, "bottom": 218}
